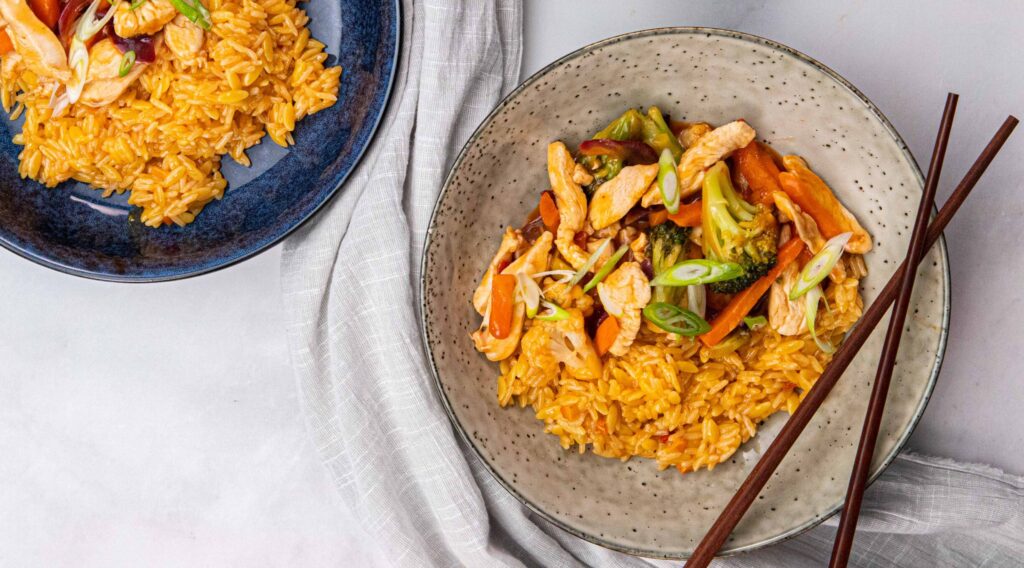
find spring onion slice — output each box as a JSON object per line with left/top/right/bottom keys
{"left": 130, "top": 0, "right": 147, "bottom": 9}
{"left": 804, "top": 285, "right": 834, "bottom": 353}
{"left": 650, "top": 259, "right": 743, "bottom": 287}
{"left": 657, "top": 148, "right": 680, "bottom": 214}
{"left": 583, "top": 243, "right": 629, "bottom": 293}
{"left": 531, "top": 269, "right": 576, "bottom": 283}
{"left": 169, "top": 0, "right": 212, "bottom": 29}
{"left": 743, "top": 315, "right": 767, "bottom": 330}
{"left": 687, "top": 284, "right": 706, "bottom": 319}
{"left": 515, "top": 272, "right": 541, "bottom": 318}
{"left": 534, "top": 300, "right": 571, "bottom": 322}
{"left": 569, "top": 238, "right": 611, "bottom": 286}
{"left": 790, "top": 232, "right": 852, "bottom": 300}
{"left": 66, "top": 38, "right": 89, "bottom": 104}
{"left": 118, "top": 50, "right": 136, "bottom": 78}
{"left": 76, "top": 0, "right": 116, "bottom": 41}
{"left": 642, "top": 302, "right": 710, "bottom": 337}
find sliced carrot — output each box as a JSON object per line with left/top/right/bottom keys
{"left": 734, "top": 141, "right": 782, "bottom": 206}
{"left": 667, "top": 200, "right": 702, "bottom": 227}
{"left": 488, "top": 274, "right": 517, "bottom": 339}
{"left": 28, "top": 0, "right": 59, "bottom": 29}
{"left": 594, "top": 316, "right": 620, "bottom": 356}
{"left": 796, "top": 246, "right": 814, "bottom": 268}
{"left": 0, "top": 30, "right": 12, "bottom": 56}
{"left": 539, "top": 190, "right": 559, "bottom": 231}
{"left": 700, "top": 238, "right": 806, "bottom": 346}
{"left": 649, "top": 209, "right": 670, "bottom": 226}
{"left": 778, "top": 156, "right": 872, "bottom": 253}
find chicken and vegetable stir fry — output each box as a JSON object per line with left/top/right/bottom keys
{"left": 473, "top": 107, "right": 873, "bottom": 473}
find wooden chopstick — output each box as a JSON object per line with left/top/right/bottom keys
{"left": 827, "top": 92, "right": 959, "bottom": 567}
{"left": 685, "top": 112, "right": 1019, "bottom": 568}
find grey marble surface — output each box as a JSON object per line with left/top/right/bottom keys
{"left": 1, "top": 1, "right": 1020, "bottom": 565}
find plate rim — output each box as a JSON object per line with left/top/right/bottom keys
{"left": 419, "top": 26, "right": 949, "bottom": 559}
{"left": 0, "top": 0, "right": 402, "bottom": 283}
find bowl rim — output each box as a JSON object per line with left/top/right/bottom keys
{"left": 419, "top": 26, "right": 950, "bottom": 559}
{"left": 0, "top": 0, "right": 402, "bottom": 283}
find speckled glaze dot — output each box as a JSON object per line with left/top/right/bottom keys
{"left": 419, "top": 28, "right": 948, "bottom": 559}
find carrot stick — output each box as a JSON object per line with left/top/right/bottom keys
{"left": 594, "top": 316, "right": 620, "bottom": 356}
{"left": 488, "top": 274, "right": 517, "bottom": 339}
{"left": 667, "top": 200, "right": 702, "bottom": 227}
{"left": 648, "top": 209, "right": 669, "bottom": 226}
{"left": 0, "top": 30, "right": 13, "bottom": 56}
{"left": 539, "top": 190, "right": 559, "bottom": 231}
{"left": 700, "top": 238, "right": 805, "bottom": 346}
{"left": 734, "top": 142, "right": 782, "bottom": 206}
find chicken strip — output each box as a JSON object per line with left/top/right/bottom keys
{"left": 79, "top": 38, "right": 150, "bottom": 107}
{"left": 521, "top": 308, "right": 602, "bottom": 379}
{"left": 547, "top": 141, "right": 590, "bottom": 269}
{"left": 675, "top": 121, "right": 712, "bottom": 149}
{"left": 779, "top": 155, "right": 872, "bottom": 254}
{"left": 471, "top": 301, "right": 525, "bottom": 362}
{"left": 596, "top": 262, "right": 651, "bottom": 356}
{"left": 773, "top": 191, "right": 846, "bottom": 282}
{"left": 572, "top": 163, "right": 594, "bottom": 186}
{"left": 164, "top": 14, "right": 205, "bottom": 65}
{"left": 114, "top": 0, "right": 178, "bottom": 37}
{"left": 642, "top": 120, "right": 756, "bottom": 207}
{"left": 769, "top": 261, "right": 808, "bottom": 336}
{"left": 0, "top": 0, "right": 69, "bottom": 81}
{"left": 472, "top": 228, "right": 524, "bottom": 315}
{"left": 587, "top": 163, "right": 658, "bottom": 231}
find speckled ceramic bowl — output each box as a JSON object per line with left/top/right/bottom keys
{"left": 421, "top": 28, "right": 948, "bottom": 559}
{"left": 0, "top": 0, "right": 399, "bottom": 281}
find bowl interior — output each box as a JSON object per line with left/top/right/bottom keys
{"left": 422, "top": 28, "right": 947, "bottom": 558}
{"left": 0, "top": 0, "right": 398, "bottom": 281}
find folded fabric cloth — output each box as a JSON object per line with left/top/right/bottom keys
{"left": 280, "top": 2, "right": 1024, "bottom": 566}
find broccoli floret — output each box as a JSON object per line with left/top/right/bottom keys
{"left": 647, "top": 222, "right": 692, "bottom": 304}
{"left": 702, "top": 161, "right": 778, "bottom": 294}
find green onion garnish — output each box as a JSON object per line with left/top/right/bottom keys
{"left": 687, "top": 284, "right": 706, "bottom": 318}
{"left": 169, "top": 0, "right": 212, "bottom": 30}
{"left": 582, "top": 243, "right": 629, "bottom": 293}
{"left": 534, "top": 300, "right": 571, "bottom": 322}
{"left": 515, "top": 272, "right": 541, "bottom": 318}
{"left": 569, "top": 238, "right": 611, "bottom": 286}
{"left": 650, "top": 259, "right": 744, "bottom": 287}
{"left": 130, "top": 0, "right": 147, "bottom": 10}
{"left": 118, "top": 50, "right": 136, "bottom": 78}
{"left": 657, "top": 148, "right": 680, "bottom": 214}
{"left": 75, "top": 0, "right": 117, "bottom": 41}
{"left": 790, "top": 232, "right": 852, "bottom": 300}
{"left": 804, "top": 285, "right": 834, "bottom": 353}
{"left": 743, "top": 315, "right": 767, "bottom": 330}
{"left": 642, "top": 302, "right": 710, "bottom": 336}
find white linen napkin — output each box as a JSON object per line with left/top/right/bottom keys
{"left": 280, "top": 2, "right": 1024, "bottom": 565}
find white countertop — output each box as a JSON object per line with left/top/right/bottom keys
{"left": 1, "top": 1, "right": 1021, "bottom": 565}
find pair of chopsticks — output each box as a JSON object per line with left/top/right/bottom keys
{"left": 685, "top": 96, "right": 1018, "bottom": 568}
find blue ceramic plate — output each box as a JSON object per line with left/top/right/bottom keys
{"left": 0, "top": 0, "right": 400, "bottom": 281}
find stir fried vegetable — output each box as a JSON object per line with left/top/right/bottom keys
{"left": 643, "top": 302, "right": 710, "bottom": 336}
{"left": 667, "top": 200, "right": 702, "bottom": 227}
{"left": 569, "top": 238, "right": 611, "bottom": 286}
{"left": 29, "top": 0, "right": 60, "bottom": 29}
{"left": 640, "top": 106, "right": 684, "bottom": 160}
{"left": 0, "top": 30, "right": 13, "bottom": 55}
{"left": 702, "top": 161, "right": 779, "bottom": 293}
{"left": 733, "top": 141, "right": 782, "bottom": 206}
{"left": 583, "top": 243, "right": 629, "bottom": 293}
{"left": 743, "top": 315, "right": 767, "bottom": 330}
{"left": 804, "top": 285, "right": 834, "bottom": 353}
{"left": 538, "top": 191, "right": 559, "bottom": 231}
{"left": 535, "top": 300, "right": 571, "bottom": 322}
{"left": 700, "top": 238, "right": 805, "bottom": 346}
{"left": 657, "top": 148, "right": 680, "bottom": 214}
{"left": 169, "top": 0, "right": 211, "bottom": 30}
{"left": 779, "top": 156, "right": 872, "bottom": 254}
{"left": 515, "top": 272, "right": 541, "bottom": 318}
{"left": 790, "top": 232, "right": 852, "bottom": 299}
{"left": 118, "top": 49, "right": 136, "bottom": 77}
{"left": 647, "top": 222, "right": 691, "bottom": 305}
{"left": 594, "top": 316, "right": 620, "bottom": 356}
{"left": 488, "top": 274, "right": 517, "bottom": 339}
{"left": 650, "top": 259, "right": 743, "bottom": 287}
